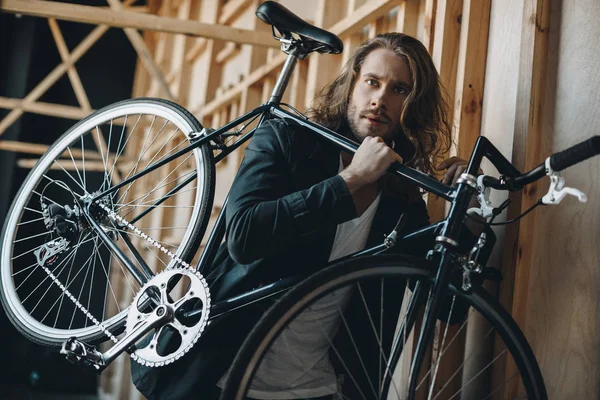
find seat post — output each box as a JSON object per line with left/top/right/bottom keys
{"left": 268, "top": 45, "right": 301, "bottom": 105}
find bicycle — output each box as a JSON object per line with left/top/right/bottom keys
{"left": 1, "top": 2, "right": 598, "bottom": 399}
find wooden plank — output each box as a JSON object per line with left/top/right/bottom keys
{"left": 427, "top": 0, "right": 462, "bottom": 223}
{"left": 423, "top": 0, "right": 437, "bottom": 53}
{"left": 0, "top": 24, "right": 108, "bottom": 135}
{"left": 396, "top": 0, "right": 419, "bottom": 36}
{"left": 454, "top": 0, "right": 491, "bottom": 160}
{"left": 215, "top": 42, "right": 241, "bottom": 64}
{"left": 177, "top": 0, "right": 202, "bottom": 108}
{"left": 106, "top": 0, "right": 175, "bottom": 101}
{"left": 48, "top": 18, "right": 92, "bottom": 111}
{"left": 500, "top": 0, "right": 551, "bottom": 398}
{"left": 288, "top": 60, "right": 309, "bottom": 111}
{"left": 0, "top": 97, "right": 91, "bottom": 120}
{"left": 0, "top": 0, "right": 279, "bottom": 48}
{"left": 327, "top": 0, "right": 399, "bottom": 37}
{"left": 218, "top": 0, "right": 252, "bottom": 24}
{"left": 184, "top": 38, "right": 208, "bottom": 62}
{"left": 304, "top": 0, "right": 346, "bottom": 110}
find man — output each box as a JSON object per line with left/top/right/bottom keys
{"left": 132, "top": 32, "right": 480, "bottom": 400}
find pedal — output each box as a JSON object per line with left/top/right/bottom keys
{"left": 60, "top": 337, "right": 105, "bottom": 370}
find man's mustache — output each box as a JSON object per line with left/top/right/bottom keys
{"left": 360, "top": 109, "right": 391, "bottom": 123}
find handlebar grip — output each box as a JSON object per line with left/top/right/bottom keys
{"left": 549, "top": 135, "right": 600, "bottom": 172}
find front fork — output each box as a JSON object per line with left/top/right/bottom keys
{"left": 406, "top": 175, "right": 479, "bottom": 399}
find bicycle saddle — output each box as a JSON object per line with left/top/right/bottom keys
{"left": 256, "top": 1, "right": 343, "bottom": 54}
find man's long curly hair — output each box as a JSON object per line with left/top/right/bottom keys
{"left": 307, "top": 33, "right": 453, "bottom": 176}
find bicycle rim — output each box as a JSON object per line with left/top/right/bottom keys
{"left": 0, "top": 98, "right": 214, "bottom": 346}
{"left": 222, "top": 255, "right": 546, "bottom": 400}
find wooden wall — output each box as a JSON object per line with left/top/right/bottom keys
{"left": 0, "top": 0, "right": 598, "bottom": 398}
{"left": 481, "top": 0, "right": 600, "bottom": 398}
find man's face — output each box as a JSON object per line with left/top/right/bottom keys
{"left": 346, "top": 48, "right": 412, "bottom": 144}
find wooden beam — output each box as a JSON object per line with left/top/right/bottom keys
{"left": 48, "top": 19, "right": 92, "bottom": 111}
{"left": 184, "top": 38, "right": 208, "bottom": 63}
{"left": 327, "top": 0, "right": 398, "bottom": 38}
{"left": 500, "top": 0, "right": 551, "bottom": 398}
{"left": 454, "top": 0, "right": 491, "bottom": 160}
{"left": 106, "top": 0, "right": 175, "bottom": 101}
{"left": 0, "top": 0, "right": 279, "bottom": 48}
{"left": 0, "top": 96, "right": 92, "bottom": 120}
{"left": 0, "top": 24, "right": 108, "bottom": 135}
{"left": 427, "top": 0, "right": 463, "bottom": 223}
{"left": 304, "top": 0, "right": 346, "bottom": 110}
{"left": 423, "top": 0, "right": 437, "bottom": 53}
{"left": 218, "top": 0, "right": 252, "bottom": 25}
{"left": 215, "top": 42, "right": 241, "bottom": 64}
{"left": 396, "top": 0, "right": 419, "bottom": 36}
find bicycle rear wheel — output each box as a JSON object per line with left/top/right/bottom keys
{"left": 0, "top": 98, "right": 215, "bottom": 346}
{"left": 221, "top": 255, "right": 546, "bottom": 400}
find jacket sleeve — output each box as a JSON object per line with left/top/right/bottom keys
{"left": 225, "top": 120, "right": 357, "bottom": 265}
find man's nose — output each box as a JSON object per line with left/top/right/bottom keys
{"left": 370, "top": 88, "right": 388, "bottom": 110}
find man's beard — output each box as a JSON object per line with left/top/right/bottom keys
{"left": 345, "top": 102, "right": 399, "bottom": 145}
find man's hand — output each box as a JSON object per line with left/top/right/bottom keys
{"left": 437, "top": 156, "right": 483, "bottom": 187}
{"left": 339, "top": 136, "right": 403, "bottom": 193}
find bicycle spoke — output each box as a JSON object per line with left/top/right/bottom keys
{"left": 95, "top": 240, "right": 121, "bottom": 315}
{"left": 118, "top": 116, "right": 159, "bottom": 204}
{"left": 355, "top": 282, "right": 402, "bottom": 399}
{"left": 80, "top": 136, "right": 87, "bottom": 189}
{"left": 42, "top": 174, "right": 84, "bottom": 198}
{"left": 52, "top": 159, "right": 88, "bottom": 194}
{"left": 431, "top": 323, "right": 494, "bottom": 400}
{"left": 31, "top": 234, "right": 92, "bottom": 316}
{"left": 446, "top": 349, "right": 508, "bottom": 400}
{"left": 16, "top": 217, "right": 45, "bottom": 226}
{"left": 427, "top": 296, "right": 456, "bottom": 399}
{"left": 116, "top": 172, "right": 197, "bottom": 216}
{"left": 14, "top": 230, "right": 53, "bottom": 243}
{"left": 116, "top": 152, "right": 194, "bottom": 213}
{"left": 335, "top": 289, "right": 380, "bottom": 399}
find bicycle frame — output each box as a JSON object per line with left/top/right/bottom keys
{"left": 81, "top": 47, "right": 525, "bottom": 385}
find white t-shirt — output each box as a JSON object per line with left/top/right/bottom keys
{"left": 245, "top": 173, "right": 382, "bottom": 399}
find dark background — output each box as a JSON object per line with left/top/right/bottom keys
{"left": 0, "top": 1, "right": 139, "bottom": 395}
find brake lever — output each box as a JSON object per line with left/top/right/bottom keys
{"left": 541, "top": 158, "right": 588, "bottom": 205}
{"left": 467, "top": 175, "right": 495, "bottom": 219}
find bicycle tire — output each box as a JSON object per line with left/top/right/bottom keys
{"left": 221, "top": 254, "right": 547, "bottom": 400}
{"left": 0, "top": 98, "right": 215, "bottom": 346}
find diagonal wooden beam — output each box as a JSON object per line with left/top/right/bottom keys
{"left": 0, "top": 24, "right": 109, "bottom": 135}
{"left": 106, "top": 0, "right": 175, "bottom": 101}
{"left": 48, "top": 18, "right": 92, "bottom": 111}
{"left": 0, "top": 0, "right": 138, "bottom": 135}
{"left": 0, "top": 0, "right": 279, "bottom": 48}
{"left": 48, "top": 17, "right": 122, "bottom": 184}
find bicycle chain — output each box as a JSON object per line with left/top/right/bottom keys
{"left": 37, "top": 200, "right": 210, "bottom": 366}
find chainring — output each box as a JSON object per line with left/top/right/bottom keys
{"left": 126, "top": 267, "right": 211, "bottom": 367}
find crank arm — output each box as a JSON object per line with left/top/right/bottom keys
{"left": 63, "top": 304, "right": 173, "bottom": 372}
{"left": 100, "top": 304, "right": 174, "bottom": 370}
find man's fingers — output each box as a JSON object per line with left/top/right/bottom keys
{"left": 442, "top": 162, "right": 460, "bottom": 184}
{"left": 452, "top": 165, "right": 466, "bottom": 186}
{"left": 438, "top": 156, "right": 461, "bottom": 170}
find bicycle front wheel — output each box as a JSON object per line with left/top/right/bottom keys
{"left": 221, "top": 255, "right": 546, "bottom": 400}
{"left": 0, "top": 98, "right": 215, "bottom": 346}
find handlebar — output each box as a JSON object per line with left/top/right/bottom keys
{"left": 481, "top": 135, "right": 600, "bottom": 192}
{"left": 550, "top": 135, "right": 600, "bottom": 172}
